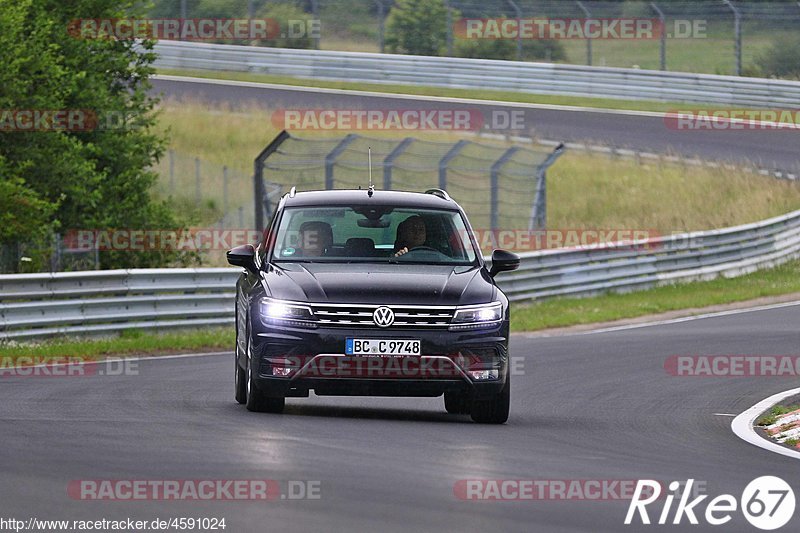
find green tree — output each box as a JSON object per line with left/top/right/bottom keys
{"left": 385, "top": 0, "right": 448, "bottom": 56}
{"left": 0, "top": 0, "right": 193, "bottom": 270}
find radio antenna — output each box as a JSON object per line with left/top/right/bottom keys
{"left": 367, "top": 147, "right": 374, "bottom": 197}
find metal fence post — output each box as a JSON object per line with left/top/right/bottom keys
{"left": 529, "top": 143, "right": 565, "bottom": 230}
{"left": 576, "top": 1, "right": 592, "bottom": 66}
{"left": 376, "top": 0, "right": 386, "bottom": 53}
{"left": 490, "top": 147, "right": 519, "bottom": 233}
{"left": 445, "top": 0, "right": 453, "bottom": 56}
{"left": 650, "top": 2, "right": 666, "bottom": 71}
{"left": 723, "top": 0, "right": 742, "bottom": 76}
{"left": 194, "top": 157, "right": 201, "bottom": 206}
{"left": 254, "top": 130, "right": 291, "bottom": 232}
{"left": 168, "top": 149, "right": 175, "bottom": 194}
{"left": 438, "top": 140, "right": 469, "bottom": 190}
{"left": 507, "top": 0, "right": 523, "bottom": 61}
{"left": 222, "top": 166, "right": 229, "bottom": 227}
{"left": 311, "top": 0, "right": 320, "bottom": 50}
{"left": 383, "top": 138, "right": 414, "bottom": 190}
{"left": 325, "top": 134, "right": 359, "bottom": 190}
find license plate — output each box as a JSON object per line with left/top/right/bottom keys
{"left": 345, "top": 338, "right": 421, "bottom": 356}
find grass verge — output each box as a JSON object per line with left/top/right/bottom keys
{"left": 155, "top": 68, "right": 704, "bottom": 114}
{"left": 0, "top": 328, "right": 233, "bottom": 362}
{"left": 511, "top": 260, "right": 800, "bottom": 332}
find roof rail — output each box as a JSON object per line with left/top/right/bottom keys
{"left": 288, "top": 186, "right": 297, "bottom": 198}
{"left": 424, "top": 188, "right": 451, "bottom": 201}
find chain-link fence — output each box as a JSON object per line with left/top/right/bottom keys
{"left": 255, "top": 131, "right": 564, "bottom": 234}
{"left": 148, "top": 0, "right": 800, "bottom": 76}
{"left": 152, "top": 150, "right": 259, "bottom": 230}
{"left": 0, "top": 153, "right": 267, "bottom": 274}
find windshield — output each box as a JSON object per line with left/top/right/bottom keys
{"left": 271, "top": 205, "right": 478, "bottom": 265}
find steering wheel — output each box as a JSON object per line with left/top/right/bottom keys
{"left": 407, "top": 246, "right": 440, "bottom": 253}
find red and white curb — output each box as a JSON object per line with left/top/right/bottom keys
{"left": 764, "top": 408, "right": 800, "bottom": 444}
{"left": 731, "top": 387, "right": 800, "bottom": 460}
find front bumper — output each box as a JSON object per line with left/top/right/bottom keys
{"left": 250, "top": 322, "right": 510, "bottom": 399}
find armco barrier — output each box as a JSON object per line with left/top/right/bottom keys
{"left": 153, "top": 40, "right": 800, "bottom": 108}
{"left": 2, "top": 208, "right": 800, "bottom": 339}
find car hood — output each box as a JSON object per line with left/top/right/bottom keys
{"left": 262, "top": 262, "right": 495, "bottom": 305}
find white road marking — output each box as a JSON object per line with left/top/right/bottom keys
{"left": 522, "top": 299, "right": 800, "bottom": 338}
{"left": 731, "top": 387, "right": 800, "bottom": 460}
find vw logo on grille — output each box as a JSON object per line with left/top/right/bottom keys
{"left": 373, "top": 306, "right": 395, "bottom": 327}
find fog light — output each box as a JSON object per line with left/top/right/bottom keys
{"left": 468, "top": 369, "right": 499, "bottom": 380}
{"left": 265, "top": 356, "right": 300, "bottom": 377}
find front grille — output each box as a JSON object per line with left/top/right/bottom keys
{"left": 309, "top": 303, "right": 455, "bottom": 328}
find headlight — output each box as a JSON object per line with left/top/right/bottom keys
{"left": 259, "top": 298, "right": 317, "bottom": 328}
{"left": 449, "top": 302, "right": 503, "bottom": 330}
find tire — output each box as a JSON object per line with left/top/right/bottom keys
{"left": 444, "top": 392, "right": 471, "bottom": 414}
{"left": 235, "top": 353, "right": 247, "bottom": 405}
{"left": 235, "top": 307, "right": 247, "bottom": 404}
{"left": 244, "top": 340, "right": 285, "bottom": 414}
{"left": 470, "top": 375, "right": 510, "bottom": 424}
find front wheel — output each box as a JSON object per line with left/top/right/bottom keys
{"left": 444, "top": 392, "right": 471, "bottom": 414}
{"left": 470, "top": 376, "right": 510, "bottom": 424}
{"left": 235, "top": 354, "right": 246, "bottom": 404}
{"left": 244, "top": 339, "right": 285, "bottom": 414}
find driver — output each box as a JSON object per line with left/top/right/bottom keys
{"left": 295, "top": 221, "right": 333, "bottom": 257}
{"left": 394, "top": 215, "right": 427, "bottom": 257}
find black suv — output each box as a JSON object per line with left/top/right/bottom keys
{"left": 227, "top": 188, "right": 520, "bottom": 423}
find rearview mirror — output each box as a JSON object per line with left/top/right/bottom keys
{"left": 227, "top": 244, "right": 258, "bottom": 273}
{"left": 489, "top": 249, "right": 520, "bottom": 277}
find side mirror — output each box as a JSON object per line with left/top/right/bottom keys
{"left": 489, "top": 249, "right": 520, "bottom": 277}
{"left": 227, "top": 244, "right": 258, "bottom": 273}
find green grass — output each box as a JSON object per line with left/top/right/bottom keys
{"left": 0, "top": 328, "right": 233, "bottom": 362}
{"left": 511, "top": 260, "right": 800, "bottom": 332}
{"left": 156, "top": 67, "right": 701, "bottom": 114}
{"left": 757, "top": 404, "right": 800, "bottom": 427}
{"left": 559, "top": 32, "right": 784, "bottom": 75}
{"left": 155, "top": 100, "right": 800, "bottom": 244}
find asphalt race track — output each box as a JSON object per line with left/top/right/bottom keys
{"left": 151, "top": 76, "right": 800, "bottom": 174}
{"left": 2, "top": 303, "right": 799, "bottom": 532}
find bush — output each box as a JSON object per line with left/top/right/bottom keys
{"left": 521, "top": 40, "right": 566, "bottom": 62}
{"left": 455, "top": 39, "right": 516, "bottom": 60}
{"left": 255, "top": 2, "right": 315, "bottom": 49}
{"left": 385, "top": 0, "right": 449, "bottom": 56}
{"left": 757, "top": 34, "right": 800, "bottom": 79}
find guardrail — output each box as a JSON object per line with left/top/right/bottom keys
{"left": 2, "top": 208, "right": 800, "bottom": 339}
{"left": 153, "top": 40, "right": 800, "bottom": 108}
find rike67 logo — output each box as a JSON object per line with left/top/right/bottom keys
{"left": 625, "top": 477, "right": 795, "bottom": 530}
